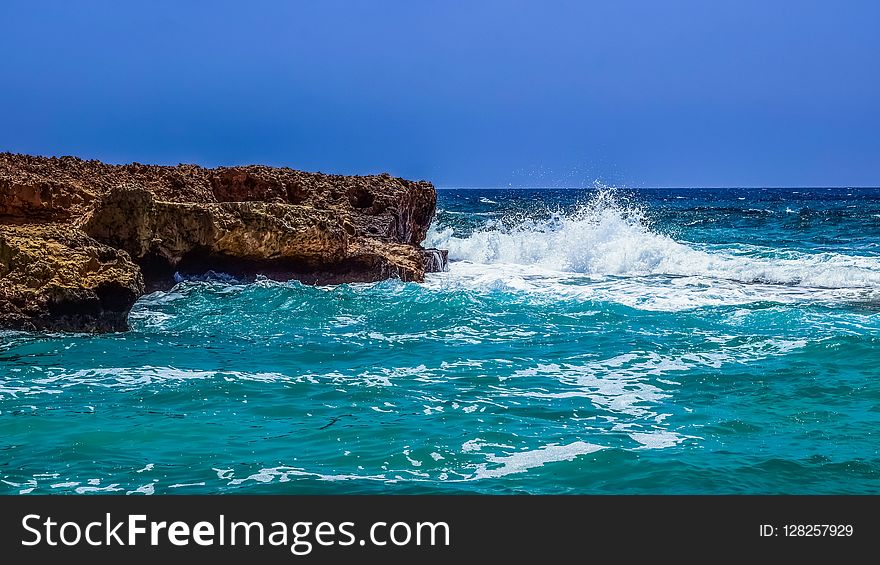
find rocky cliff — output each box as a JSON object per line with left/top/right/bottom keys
{"left": 0, "top": 153, "right": 446, "bottom": 332}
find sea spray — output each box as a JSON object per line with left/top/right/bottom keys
{"left": 428, "top": 188, "right": 880, "bottom": 289}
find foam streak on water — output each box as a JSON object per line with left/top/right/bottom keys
{"left": 2, "top": 187, "right": 880, "bottom": 494}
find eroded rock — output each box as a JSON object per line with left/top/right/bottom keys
{"left": 0, "top": 152, "right": 445, "bottom": 332}
{"left": 0, "top": 224, "right": 144, "bottom": 332}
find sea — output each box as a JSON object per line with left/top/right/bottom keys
{"left": 2, "top": 187, "right": 879, "bottom": 494}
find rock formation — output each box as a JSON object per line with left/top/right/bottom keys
{"left": 0, "top": 153, "right": 446, "bottom": 332}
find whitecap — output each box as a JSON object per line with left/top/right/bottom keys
{"left": 425, "top": 189, "right": 880, "bottom": 309}
{"left": 469, "top": 441, "right": 606, "bottom": 480}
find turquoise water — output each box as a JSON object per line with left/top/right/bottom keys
{"left": 2, "top": 187, "right": 880, "bottom": 494}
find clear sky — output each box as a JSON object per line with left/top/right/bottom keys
{"left": 1, "top": 0, "right": 877, "bottom": 187}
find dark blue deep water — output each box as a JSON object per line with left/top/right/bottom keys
{"left": 2, "top": 187, "right": 879, "bottom": 494}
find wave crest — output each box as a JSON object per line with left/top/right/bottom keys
{"left": 427, "top": 189, "right": 880, "bottom": 289}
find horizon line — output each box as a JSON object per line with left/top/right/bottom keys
{"left": 436, "top": 185, "right": 880, "bottom": 190}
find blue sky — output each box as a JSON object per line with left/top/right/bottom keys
{"left": 1, "top": 1, "right": 877, "bottom": 187}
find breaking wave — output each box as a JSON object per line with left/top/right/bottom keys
{"left": 427, "top": 189, "right": 880, "bottom": 289}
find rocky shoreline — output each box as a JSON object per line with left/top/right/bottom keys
{"left": 0, "top": 153, "right": 447, "bottom": 332}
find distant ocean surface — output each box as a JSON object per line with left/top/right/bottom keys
{"left": 2, "top": 187, "right": 880, "bottom": 494}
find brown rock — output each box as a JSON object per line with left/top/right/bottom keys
{"left": 83, "top": 185, "right": 352, "bottom": 288}
{"left": 0, "top": 152, "right": 447, "bottom": 332}
{"left": 0, "top": 224, "right": 144, "bottom": 332}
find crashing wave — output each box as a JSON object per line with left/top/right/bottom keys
{"left": 427, "top": 189, "right": 880, "bottom": 289}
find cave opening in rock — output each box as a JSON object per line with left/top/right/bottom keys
{"left": 347, "top": 185, "right": 375, "bottom": 209}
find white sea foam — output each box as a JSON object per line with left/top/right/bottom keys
{"left": 74, "top": 484, "right": 123, "bottom": 494}
{"left": 30, "top": 366, "right": 293, "bottom": 392}
{"left": 468, "top": 441, "right": 606, "bottom": 480}
{"left": 426, "top": 189, "right": 880, "bottom": 308}
{"left": 128, "top": 483, "right": 156, "bottom": 495}
{"left": 428, "top": 189, "right": 880, "bottom": 287}
{"left": 225, "top": 466, "right": 387, "bottom": 485}
{"left": 461, "top": 438, "right": 514, "bottom": 453}
{"left": 630, "top": 431, "right": 686, "bottom": 449}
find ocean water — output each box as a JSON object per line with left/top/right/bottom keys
{"left": 2, "top": 187, "right": 880, "bottom": 494}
